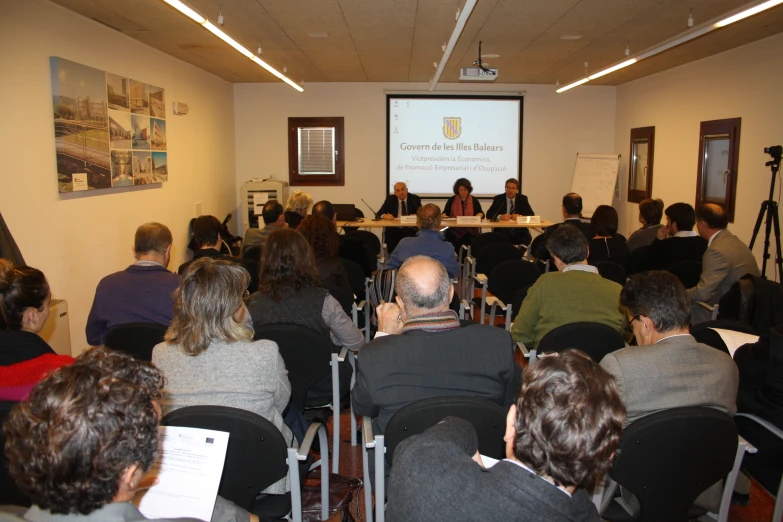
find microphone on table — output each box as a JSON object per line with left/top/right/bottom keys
{"left": 489, "top": 202, "right": 504, "bottom": 222}
{"left": 361, "top": 198, "right": 381, "bottom": 221}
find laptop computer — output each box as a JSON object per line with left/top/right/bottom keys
{"left": 333, "top": 203, "right": 357, "bottom": 221}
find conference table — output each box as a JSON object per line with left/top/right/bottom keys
{"left": 337, "top": 218, "right": 555, "bottom": 230}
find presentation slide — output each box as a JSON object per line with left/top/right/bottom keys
{"left": 387, "top": 95, "right": 522, "bottom": 197}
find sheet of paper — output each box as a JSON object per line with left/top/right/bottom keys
{"left": 253, "top": 192, "right": 268, "bottom": 215}
{"left": 709, "top": 328, "right": 760, "bottom": 357}
{"left": 72, "top": 173, "right": 88, "bottom": 191}
{"left": 134, "top": 426, "right": 229, "bottom": 522}
{"left": 479, "top": 454, "right": 499, "bottom": 468}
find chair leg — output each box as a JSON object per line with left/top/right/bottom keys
{"left": 349, "top": 352, "right": 357, "bottom": 447}
{"left": 717, "top": 437, "right": 754, "bottom": 522}
{"left": 288, "top": 447, "right": 303, "bottom": 522}
{"left": 331, "top": 353, "right": 340, "bottom": 474}
{"left": 774, "top": 472, "right": 783, "bottom": 522}
{"left": 317, "top": 426, "right": 330, "bottom": 521}
{"left": 375, "top": 435, "right": 386, "bottom": 522}
{"left": 361, "top": 422, "right": 374, "bottom": 522}
{"left": 504, "top": 306, "right": 513, "bottom": 331}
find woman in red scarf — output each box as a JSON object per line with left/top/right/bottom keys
{"left": 442, "top": 178, "right": 484, "bottom": 251}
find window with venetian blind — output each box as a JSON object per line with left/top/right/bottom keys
{"left": 287, "top": 117, "right": 344, "bottom": 186}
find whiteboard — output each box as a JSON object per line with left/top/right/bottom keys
{"left": 570, "top": 153, "right": 621, "bottom": 217}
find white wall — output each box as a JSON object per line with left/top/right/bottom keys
{"left": 234, "top": 82, "right": 617, "bottom": 228}
{"left": 614, "top": 32, "right": 783, "bottom": 271}
{"left": 0, "top": 0, "right": 237, "bottom": 355}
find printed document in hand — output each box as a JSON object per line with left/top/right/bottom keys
{"left": 709, "top": 328, "right": 760, "bottom": 357}
{"left": 134, "top": 426, "right": 229, "bottom": 521}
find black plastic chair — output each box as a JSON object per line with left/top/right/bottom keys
{"left": 469, "top": 232, "right": 510, "bottom": 257}
{"left": 254, "top": 324, "right": 350, "bottom": 473}
{"left": 628, "top": 245, "right": 651, "bottom": 275}
{"left": 596, "top": 260, "right": 627, "bottom": 286}
{"left": 537, "top": 322, "right": 625, "bottom": 363}
{"left": 362, "top": 396, "right": 507, "bottom": 522}
{"left": 603, "top": 407, "right": 739, "bottom": 522}
{"left": 479, "top": 259, "right": 541, "bottom": 328}
{"left": 0, "top": 401, "right": 29, "bottom": 507}
{"left": 734, "top": 413, "right": 783, "bottom": 521}
{"left": 667, "top": 260, "right": 702, "bottom": 289}
{"left": 104, "top": 322, "right": 167, "bottom": 362}
{"left": 346, "top": 230, "right": 381, "bottom": 258}
{"left": 243, "top": 244, "right": 263, "bottom": 263}
{"left": 690, "top": 320, "right": 758, "bottom": 355}
{"left": 474, "top": 243, "right": 522, "bottom": 278}
{"left": 163, "top": 405, "right": 328, "bottom": 522}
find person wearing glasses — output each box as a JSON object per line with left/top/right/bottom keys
{"left": 510, "top": 224, "right": 625, "bottom": 350}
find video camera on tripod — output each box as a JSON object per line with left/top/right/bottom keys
{"left": 750, "top": 145, "right": 783, "bottom": 279}
{"left": 765, "top": 145, "right": 782, "bottom": 164}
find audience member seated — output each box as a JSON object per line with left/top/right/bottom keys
{"left": 442, "top": 178, "right": 484, "bottom": 251}
{"left": 0, "top": 259, "right": 73, "bottom": 401}
{"left": 531, "top": 192, "right": 593, "bottom": 261}
{"left": 247, "top": 228, "right": 364, "bottom": 407}
{"left": 387, "top": 350, "right": 625, "bottom": 522}
{"left": 1, "top": 347, "right": 253, "bottom": 522}
{"left": 511, "top": 225, "right": 625, "bottom": 349}
{"left": 688, "top": 203, "right": 760, "bottom": 324}
{"left": 86, "top": 223, "right": 179, "bottom": 347}
{"left": 588, "top": 205, "right": 629, "bottom": 271}
{"left": 486, "top": 178, "right": 535, "bottom": 246}
{"left": 626, "top": 197, "right": 665, "bottom": 252}
{"left": 242, "top": 200, "right": 286, "bottom": 255}
{"left": 352, "top": 255, "right": 519, "bottom": 436}
{"left": 298, "top": 214, "right": 355, "bottom": 316}
{"left": 284, "top": 189, "right": 313, "bottom": 230}
{"left": 377, "top": 182, "right": 421, "bottom": 254}
{"left": 313, "top": 200, "right": 373, "bottom": 276}
{"left": 152, "top": 258, "right": 293, "bottom": 494}
{"left": 178, "top": 215, "right": 258, "bottom": 293}
{"left": 600, "top": 270, "right": 739, "bottom": 513}
{"left": 645, "top": 202, "right": 707, "bottom": 270}
{"left": 383, "top": 204, "right": 460, "bottom": 278}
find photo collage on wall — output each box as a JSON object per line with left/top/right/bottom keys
{"left": 50, "top": 57, "right": 167, "bottom": 192}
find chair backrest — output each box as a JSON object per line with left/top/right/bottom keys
{"left": 716, "top": 274, "right": 757, "bottom": 325}
{"left": 487, "top": 259, "right": 541, "bottom": 305}
{"left": 595, "top": 260, "right": 627, "bottom": 286}
{"left": 628, "top": 245, "right": 652, "bottom": 275}
{"left": 538, "top": 322, "right": 625, "bottom": 362}
{"left": 0, "top": 401, "right": 30, "bottom": 507}
{"left": 609, "top": 407, "right": 737, "bottom": 522}
{"left": 104, "top": 322, "right": 168, "bottom": 362}
{"left": 346, "top": 230, "right": 381, "bottom": 257}
{"left": 254, "top": 324, "right": 332, "bottom": 412}
{"left": 384, "top": 396, "right": 507, "bottom": 464}
{"left": 475, "top": 243, "right": 522, "bottom": 277}
{"left": 242, "top": 244, "right": 263, "bottom": 262}
{"left": 340, "top": 258, "right": 366, "bottom": 302}
{"left": 666, "top": 260, "right": 703, "bottom": 289}
{"left": 469, "top": 232, "right": 510, "bottom": 256}
{"left": 690, "top": 320, "right": 757, "bottom": 355}
{"left": 367, "top": 268, "right": 397, "bottom": 310}
{"left": 163, "top": 405, "right": 288, "bottom": 510}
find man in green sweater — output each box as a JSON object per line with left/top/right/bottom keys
{"left": 511, "top": 224, "right": 625, "bottom": 348}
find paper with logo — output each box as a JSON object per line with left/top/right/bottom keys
{"left": 134, "top": 426, "right": 230, "bottom": 521}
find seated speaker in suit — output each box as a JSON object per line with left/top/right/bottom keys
{"left": 626, "top": 197, "right": 665, "bottom": 252}
{"left": 387, "top": 350, "right": 626, "bottom": 522}
{"left": 687, "top": 203, "right": 760, "bottom": 324}
{"left": 485, "top": 178, "right": 535, "bottom": 246}
{"left": 531, "top": 192, "right": 593, "bottom": 261}
{"left": 645, "top": 202, "right": 708, "bottom": 270}
{"left": 376, "top": 182, "right": 422, "bottom": 254}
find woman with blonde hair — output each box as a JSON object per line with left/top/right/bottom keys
{"left": 284, "top": 189, "right": 313, "bottom": 229}
{"left": 152, "top": 257, "right": 293, "bottom": 493}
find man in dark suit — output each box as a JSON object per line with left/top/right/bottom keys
{"left": 531, "top": 192, "right": 593, "bottom": 261}
{"left": 645, "top": 202, "right": 707, "bottom": 270}
{"left": 352, "top": 255, "right": 520, "bottom": 436}
{"left": 387, "top": 350, "right": 625, "bottom": 522}
{"left": 376, "top": 182, "right": 422, "bottom": 254}
{"left": 486, "top": 178, "right": 535, "bottom": 245}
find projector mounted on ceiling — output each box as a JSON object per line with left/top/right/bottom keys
{"left": 460, "top": 40, "right": 498, "bottom": 81}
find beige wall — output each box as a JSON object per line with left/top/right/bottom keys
{"left": 0, "top": 0, "right": 237, "bottom": 355}
{"left": 234, "top": 82, "right": 617, "bottom": 228}
{"left": 614, "top": 32, "right": 783, "bottom": 271}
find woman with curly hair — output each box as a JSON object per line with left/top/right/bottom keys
{"left": 298, "top": 214, "right": 354, "bottom": 315}
{"left": 247, "top": 228, "right": 364, "bottom": 407}
{"left": 2, "top": 347, "right": 254, "bottom": 521}
{"left": 442, "top": 178, "right": 484, "bottom": 250}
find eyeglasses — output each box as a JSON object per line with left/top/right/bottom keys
{"left": 624, "top": 314, "right": 642, "bottom": 336}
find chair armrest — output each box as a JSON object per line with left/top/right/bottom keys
{"left": 362, "top": 416, "right": 375, "bottom": 449}
{"left": 337, "top": 346, "right": 349, "bottom": 362}
{"left": 474, "top": 273, "right": 488, "bottom": 285}
{"left": 735, "top": 413, "right": 783, "bottom": 441}
{"left": 299, "top": 422, "right": 327, "bottom": 459}
{"left": 515, "top": 341, "right": 529, "bottom": 357}
{"left": 694, "top": 301, "right": 717, "bottom": 311}
{"left": 486, "top": 296, "right": 508, "bottom": 310}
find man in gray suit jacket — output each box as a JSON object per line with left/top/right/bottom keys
{"left": 688, "top": 203, "right": 760, "bottom": 324}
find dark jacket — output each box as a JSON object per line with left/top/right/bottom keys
{"left": 388, "top": 417, "right": 601, "bottom": 522}
{"left": 0, "top": 330, "right": 55, "bottom": 366}
{"left": 178, "top": 249, "right": 259, "bottom": 293}
{"left": 645, "top": 235, "right": 708, "bottom": 270}
{"left": 486, "top": 193, "right": 535, "bottom": 245}
{"left": 384, "top": 229, "right": 460, "bottom": 278}
{"left": 377, "top": 193, "right": 422, "bottom": 218}
{"left": 315, "top": 256, "right": 354, "bottom": 316}
{"left": 531, "top": 218, "right": 593, "bottom": 260}
{"left": 588, "top": 235, "right": 630, "bottom": 272}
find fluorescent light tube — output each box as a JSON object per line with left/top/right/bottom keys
{"left": 588, "top": 58, "right": 637, "bottom": 80}
{"left": 556, "top": 78, "right": 589, "bottom": 93}
{"left": 203, "top": 21, "right": 254, "bottom": 59}
{"left": 162, "top": 0, "right": 205, "bottom": 24}
{"left": 715, "top": 0, "right": 783, "bottom": 27}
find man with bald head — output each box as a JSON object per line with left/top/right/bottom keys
{"left": 352, "top": 255, "right": 520, "bottom": 435}
{"left": 688, "top": 203, "right": 760, "bottom": 324}
{"left": 376, "top": 182, "right": 422, "bottom": 254}
{"left": 383, "top": 203, "right": 459, "bottom": 277}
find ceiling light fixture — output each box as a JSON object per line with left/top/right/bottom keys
{"left": 687, "top": 8, "right": 694, "bottom": 28}
{"left": 430, "top": 0, "right": 478, "bottom": 91}
{"left": 161, "top": 0, "right": 302, "bottom": 92}
{"left": 217, "top": 5, "right": 224, "bottom": 26}
{"left": 556, "top": 0, "right": 783, "bottom": 94}
{"left": 257, "top": 42, "right": 262, "bottom": 55}
{"left": 625, "top": 44, "right": 630, "bottom": 56}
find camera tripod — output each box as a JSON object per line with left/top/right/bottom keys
{"left": 749, "top": 147, "right": 783, "bottom": 280}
